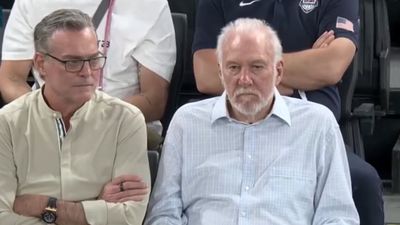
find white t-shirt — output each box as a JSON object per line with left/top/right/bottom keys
{"left": 2, "top": 0, "right": 176, "bottom": 132}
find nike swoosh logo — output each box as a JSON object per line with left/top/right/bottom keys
{"left": 239, "top": 0, "right": 261, "bottom": 7}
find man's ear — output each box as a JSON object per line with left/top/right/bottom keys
{"left": 33, "top": 52, "right": 47, "bottom": 80}
{"left": 275, "top": 60, "right": 284, "bottom": 85}
{"left": 218, "top": 63, "right": 224, "bottom": 82}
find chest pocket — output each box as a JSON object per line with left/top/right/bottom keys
{"left": 261, "top": 168, "right": 316, "bottom": 213}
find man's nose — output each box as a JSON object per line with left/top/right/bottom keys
{"left": 238, "top": 68, "right": 253, "bottom": 85}
{"left": 78, "top": 61, "right": 92, "bottom": 77}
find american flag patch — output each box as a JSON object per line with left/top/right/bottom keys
{"left": 336, "top": 16, "right": 354, "bottom": 32}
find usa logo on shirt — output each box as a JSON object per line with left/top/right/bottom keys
{"left": 299, "top": 0, "right": 319, "bottom": 14}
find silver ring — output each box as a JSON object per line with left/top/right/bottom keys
{"left": 120, "top": 182, "right": 124, "bottom": 192}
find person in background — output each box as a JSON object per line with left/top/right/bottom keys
{"left": 145, "top": 18, "right": 359, "bottom": 225}
{"left": 192, "top": 0, "right": 384, "bottom": 224}
{"left": 0, "top": 9, "right": 150, "bottom": 225}
{"left": 0, "top": 0, "right": 176, "bottom": 148}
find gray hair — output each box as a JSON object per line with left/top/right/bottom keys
{"left": 34, "top": 9, "right": 95, "bottom": 53}
{"left": 216, "top": 18, "right": 283, "bottom": 64}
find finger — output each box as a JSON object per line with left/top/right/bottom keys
{"left": 114, "top": 188, "right": 150, "bottom": 200}
{"left": 123, "top": 181, "right": 148, "bottom": 190}
{"left": 118, "top": 195, "right": 147, "bottom": 202}
{"left": 106, "top": 181, "right": 147, "bottom": 194}
{"left": 100, "top": 184, "right": 124, "bottom": 196}
{"left": 100, "top": 187, "right": 149, "bottom": 203}
{"left": 312, "top": 31, "right": 327, "bottom": 48}
{"left": 313, "top": 30, "right": 335, "bottom": 48}
{"left": 324, "top": 35, "right": 335, "bottom": 46}
{"left": 111, "top": 174, "right": 143, "bottom": 185}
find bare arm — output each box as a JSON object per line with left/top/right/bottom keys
{"left": 281, "top": 37, "right": 356, "bottom": 91}
{"left": 193, "top": 49, "right": 224, "bottom": 95}
{"left": 12, "top": 195, "right": 89, "bottom": 225}
{"left": 56, "top": 201, "right": 88, "bottom": 225}
{"left": 193, "top": 35, "right": 354, "bottom": 95}
{"left": 124, "top": 64, "right": 169, "bottom": 122}
{"left": 0, "top": 60, "right": 33, "bottom": 103}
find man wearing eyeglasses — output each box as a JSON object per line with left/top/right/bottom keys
{"left": 0, "top": 0, "right": 176, "bottom": 148}
{"left": 0, "top": 9, "right": 150, "bottom": 225}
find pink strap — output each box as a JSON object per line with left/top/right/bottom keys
{"left": 99, "top": 0, "right": 115, "bottom": 90}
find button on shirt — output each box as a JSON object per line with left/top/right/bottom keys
{"left": 145, "top": 90, "right": 359, "bottom": 225}
{"left": 0, "top": 90, "right": 150, "bottom": 225}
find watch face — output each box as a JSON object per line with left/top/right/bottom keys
{"left": 42, "top": 211, "right": 57, "bottom": 223}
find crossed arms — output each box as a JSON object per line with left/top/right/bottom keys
{"left": 8, "top": 175, "right": 148, "bottom": 225}
{"left": 193, "top": 31, "right": 356, "bottom": 96}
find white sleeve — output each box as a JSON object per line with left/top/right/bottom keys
{"left": 144, "top": 111, "right": 187, "bottom": 225}
{"left": 2, "top": 0, "right": 35, "bottom": 60}
{"left": 132, "top": 3, "right": 176, "bottom": 82}
{"left": 312, "top": 115, "right": 360, "bottom": 225}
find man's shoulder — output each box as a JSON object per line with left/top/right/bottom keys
{"left": 283, "top": 96, "right": 337, "bottom": 123}
{"left": 0, "top": 91, "right": 40, "bottom": 125}
{"left": 0, "top": 91, "right": 38, "bottom": 114}
{"left": 176, "top": 97, "right": 218, "bottom": 114}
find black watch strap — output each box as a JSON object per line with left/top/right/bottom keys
{"left": 42, "top": 197, "right": 58, "bottom": 224}
{"left": 48, "top": 197, "right": 57, "bottom": 209}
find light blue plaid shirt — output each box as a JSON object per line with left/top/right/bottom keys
{"left": 145, "top": 90, "right": 359, "bottom": 225}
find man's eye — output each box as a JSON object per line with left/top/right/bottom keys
{"left": 252, "top": 65, "right": 264, "bottom": 70}
{"left": 68, "top": 60, "right": 83, "bottom": 67}
{"left": 228, "top": 65, "right": 239, "bottom": 70}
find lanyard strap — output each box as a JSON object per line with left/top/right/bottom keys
{"left": 92, "top": 0, "right": 109, "bottom": 29}
{"left": 97, "top": 0, "right": 115, "bottom": 90}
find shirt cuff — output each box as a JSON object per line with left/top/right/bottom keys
{"left": 81, "top": 200, "right": 107, "bottom": 225}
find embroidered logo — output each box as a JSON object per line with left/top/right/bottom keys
{"left": 299, "top": 0, "right": 318, "bottom": 14}
{"left": 239, "top": 0, "right": 261, "bottom": 7}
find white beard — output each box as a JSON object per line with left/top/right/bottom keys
{"left": 228, "top": 87, "right": 271, "bottom": 116}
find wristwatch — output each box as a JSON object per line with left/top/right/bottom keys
{"left": 41, "top": 197, "right": 57, "bottom": 224}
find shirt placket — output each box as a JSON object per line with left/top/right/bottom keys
{"left": 54, "top": 115, "right": 71, "bottom": 198}
{"left": 238, "top": 126, "right": 257, "bottom": 225}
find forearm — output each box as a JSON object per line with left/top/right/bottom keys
{"left": 281, "top": 38, "right": 355, "bottom": 91}
{"left": 125, "top": 64, "right": 169, "bottom": 122}
{"left": 0, "top": 77, "right": 31, "bottom": 103}
{"left": 125, "top": 93, "right": 166, "bottom": 122}
{"left": 0, "top": 60, "right": 33, "bottom": 103}
{"left": 0, "top": 211, "right": 44, "bottom": 225}
{"left": 193, "top": 49, "right": 224, "bottom": 95}
{"left": 12, "top": 195, "right": 88, "bottom": 225}
{"left": 56, "top": 200, "right": 89, "bottom": 225}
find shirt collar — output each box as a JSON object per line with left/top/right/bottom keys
{"left": 211, "top": 88, "right": 291, "bottom": 126}
{"left": 38, "top": 87, "right": 95, "bottom": 119}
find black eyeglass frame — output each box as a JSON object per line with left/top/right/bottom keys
{"left": 44, "top": 53, "right": 107, "bottom": 72}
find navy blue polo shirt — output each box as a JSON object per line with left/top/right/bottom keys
{"left": 192, "top": 0, "right": 359, "bottom": 120}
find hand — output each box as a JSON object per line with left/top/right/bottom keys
{"left": 13, "top": 194, "right": 48, "bottom": 218}
{"left": 277, "top": 84, "right": 294, "bottom": 96}
{"left": 312, "top": 30, "right": 335, "bottom": 49}
{"left": 98, "top": 175, "right": 149, "bottom": 203}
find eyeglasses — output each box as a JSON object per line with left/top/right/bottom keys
{"left": 45, "top": 53, "right": 107, "bottom": 72}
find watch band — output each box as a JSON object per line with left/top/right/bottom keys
{"left": 42, "top": 197, "right": 57, "bottom": 224}
{"left": 47, "top": 197, "right": 57, "bottom": 209}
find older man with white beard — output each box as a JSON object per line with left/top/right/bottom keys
{"left": 144, "top": 18, "right": 359, "bottom": 225}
